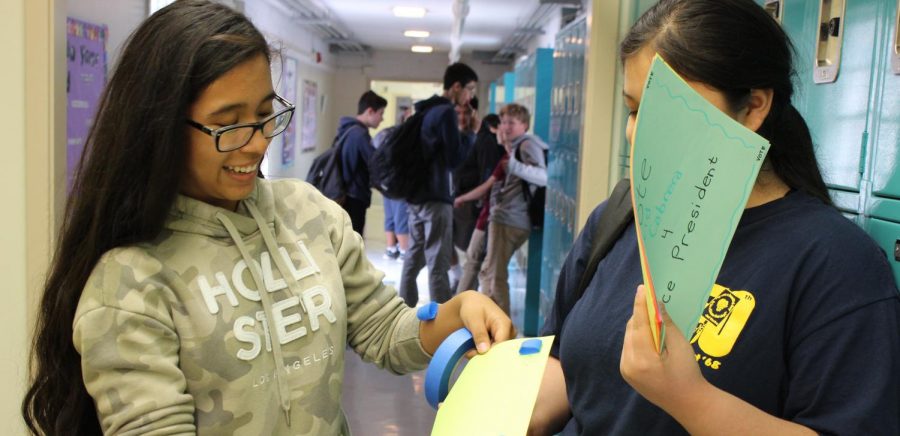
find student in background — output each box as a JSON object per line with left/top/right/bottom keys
{"left": 374, "top": 105, "right": 413, "bottom": 260}
{"left": 338, "top": 90, "right": 387, "bottom": 234}
{"left": 20, "top": 2, "right": 514, "bottom": 434}
{"left": 450, "top": 96, "right": 482, "bottom": 290}
{"left": 399, "top": 63, "right": 479, "bottom": 306}
{"left": 529, "top": 0, "right": 900, "bottom": 434}
{"left": 453, "top": 114, "right": 502, "bottom": 293}
{"left": 477, "top": 103, "right": 547, "bottom": 314}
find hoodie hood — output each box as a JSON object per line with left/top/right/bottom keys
{"left": 166, "top": 181, "right": 276, "bottom": 238}
{"left": 512, "top": 133, "right": 549, "bottom": 151}
{"left": 338, "top": 116, "right": 366, "bottom": 136}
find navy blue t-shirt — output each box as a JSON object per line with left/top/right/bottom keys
{"left": 542, "top": 190, "right": 900, "bottom": 435}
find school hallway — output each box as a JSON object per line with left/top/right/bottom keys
{"left": 341, "top": 236, "right": 528, "bottom": 435}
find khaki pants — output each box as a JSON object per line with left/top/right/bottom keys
{"left": 457, "top": 228, "right": 486, "bottom": 293}
{"left": 478, "top": 221, "right": 530, "bottom": 314}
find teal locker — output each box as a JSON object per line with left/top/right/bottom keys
{"left": 503, "top": 72, "right": 516, "bottom": 104}
{"left": 488, "top": 81, "right": 498, "bottom": 114}
{"left": 870, "top": 0, "right": 900, "bottom": 198}
{"left": 780, "top": 0, "right": 878, "bottom": 198}
{"left": 513, "top": 48, "right": 554, "bottom": 336}
{"left": 863, "top": 0, "right": 900, "bottom": 289}
{"left": 539, "top": 18, "right": 586, "bottom": 334}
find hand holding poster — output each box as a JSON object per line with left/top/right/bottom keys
{"left": 629, "top": 55, "right": 770, "bottom": 352}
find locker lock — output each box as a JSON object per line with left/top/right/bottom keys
{"left": 895, "top": 239, "right": 900, "bottom": 262}
{"left": 820, "top": 17, "right": 841, "bottom": 41}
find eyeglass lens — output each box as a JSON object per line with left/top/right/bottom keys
{"left": 218, "top": 110, "right": 293, "bottom": 151}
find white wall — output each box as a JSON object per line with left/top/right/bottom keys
{"left": 3, "top": 0, "right": 28, "bottom": 433}
{"left": 331, "top": 49, "right": 511, "bottom": 126}
{"left": 245, "top": 0, "right": 338, "bottom": 181}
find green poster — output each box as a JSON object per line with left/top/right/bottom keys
{"left": 630, "top": 55, "right": 770, "bottom": 346}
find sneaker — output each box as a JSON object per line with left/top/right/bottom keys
{"left": 383, "top": 246, "right": 400, "bottom": 260}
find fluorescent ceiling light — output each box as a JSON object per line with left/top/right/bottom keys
{"left": 404, "top": 30, "right": 430, "bottom": 38}
{"left": 393, "top": 6, "right": 427, "bottom": 18}
{"left": 411, "top": 45, "right": 434, "bottom": 53}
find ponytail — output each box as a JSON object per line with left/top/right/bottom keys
{"left": 758, "top": 102, "right": 833, "bottom": 206}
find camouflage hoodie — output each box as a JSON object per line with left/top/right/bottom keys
{"left": 73, "top": 179, "right": 430, "bottom": 435}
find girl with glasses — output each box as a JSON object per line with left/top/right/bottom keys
{"left": 23, "top": 1, "right": 514, "bottom": 434}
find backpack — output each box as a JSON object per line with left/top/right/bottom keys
{"left": 516, "top": 146, "right": 549, "bottom": 229}
{"left": 575, "top": 178, "right": 634, "bottom": 300}
{"left": 305, "top": 127, "right": 356, "bottom": 205}
{"left": 369, "top": 98, "right": 445, "bottom": 200}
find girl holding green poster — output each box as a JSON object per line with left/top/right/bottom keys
{"left": 531, "top": 0, "right": 900, "bottom": 434}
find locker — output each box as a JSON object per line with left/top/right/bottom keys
{"left": 539, "top": 17, "right": 587, "bottom": 333}
{"left": 513, "top": 48, "right": 553, "bottom": 336}
{"left": 781, "top": 0, "right": 878, "bottom": 192}
{"left": 870, "top": 0, "right": 900, "bottom": 198}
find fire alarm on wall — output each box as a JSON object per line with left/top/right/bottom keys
{"left": 315, "top": 51, "right": 322, "bottom": 63}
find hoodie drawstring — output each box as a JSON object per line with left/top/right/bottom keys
{"left": 216, "top": 210, "right": 294, "bottom": 427}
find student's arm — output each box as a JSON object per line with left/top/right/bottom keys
{"left": 454, "top": 177, "right": 495, "bottom": 208}
{"left": 418, "top": 290, "right": 516, "bottom": 356}
{"left": 322, "top": 184, "right": 513, "bottom": 371}
{"left": 621, "top": 285, "right": 816, "bottom": 436}
{"left": 508, "top": 139, "right": 547, "bottom": 186}
{"left": 528, "top": 357, "right": 571, "bottom": 435}
{"left": 508, "top": 155, "right": 547, "bottom": 186}
{"left": 74, "top": 250, "right": 196, "bottom": 435}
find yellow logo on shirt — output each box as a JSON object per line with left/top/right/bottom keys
{"left": 689, "top": 284, "right": 755, "bottom": 368}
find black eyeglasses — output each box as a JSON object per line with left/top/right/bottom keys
{"left": 186, "top": 94, "right": 295, "bottom": 152}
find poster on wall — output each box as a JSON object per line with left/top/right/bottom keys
{"left": 66, "top": 18, "right": 108, "bottom": 190}
{"left": 279, "top": 56, "right": 298, "bottom": 167}
{"left": 300, "top": 80, "right": 318, "bottom": 152}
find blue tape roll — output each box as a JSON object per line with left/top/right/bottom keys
{"left": 424, "top": 327, "right": 474, "bottom": 409}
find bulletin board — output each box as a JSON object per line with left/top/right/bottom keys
{"left": 66, "top": 18, "right": 108, "bottom": 190}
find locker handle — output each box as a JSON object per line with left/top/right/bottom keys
{"left": 895, "top": 239, "right": 900, "bottom": 262}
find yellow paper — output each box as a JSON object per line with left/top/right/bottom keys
{"left": 432, "top": 336, "right": 554, "bottom": 436}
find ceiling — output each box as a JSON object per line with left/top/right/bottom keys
{"left": 299, "top": 0, "right": 549, "bottom": 53}
{"left": 321, "top": 0, "right": 539, "bottom": 52}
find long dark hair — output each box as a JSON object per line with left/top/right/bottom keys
{"left": 620, "top": 0, "right": 832, "bottom": 205}
{"left": 22, "top": 1, "right": 270, "bottom": 434}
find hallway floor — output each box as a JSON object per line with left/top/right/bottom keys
{"left": 341, "top": 238, "right": 526, "bottom": 435}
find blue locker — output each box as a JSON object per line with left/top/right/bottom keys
{"left": 864, "top": 0, "right": 900, "bottom": 288}
{"left": 780, "top": 0, "right": 878, "bottom": 203}
{"left": 539, "top": 18, "right": 586, "bottom": 334}
{"left": 513, "top": 48, "right": 554, "bottom": 336}
{"left": 488, "top": 82, "right": 498, "bottom": 114}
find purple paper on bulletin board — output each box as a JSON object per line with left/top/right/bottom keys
{"left": 280, "top": 56, "right": 298, "bottom": 167}
{"left": 66, "top": 18, "right": 108, "bottom": 190}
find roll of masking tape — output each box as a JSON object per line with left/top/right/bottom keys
{"left": 424, "top": 327, "right": 475, "bottom": 409}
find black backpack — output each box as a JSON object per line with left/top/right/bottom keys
{"left": 517, "top": 146, "right": 549, "bottom": 229}
{"left": 305, "top": 127, "right": 356, "bottom": 205}
{"left": 575, "top": 178, "right": 633, "bottom": 300}
{"left": 551, "top": 178, "right": 634, "bottom": 337}
{"left": 369, "top": 98, "right": 445, "bottom": 200}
